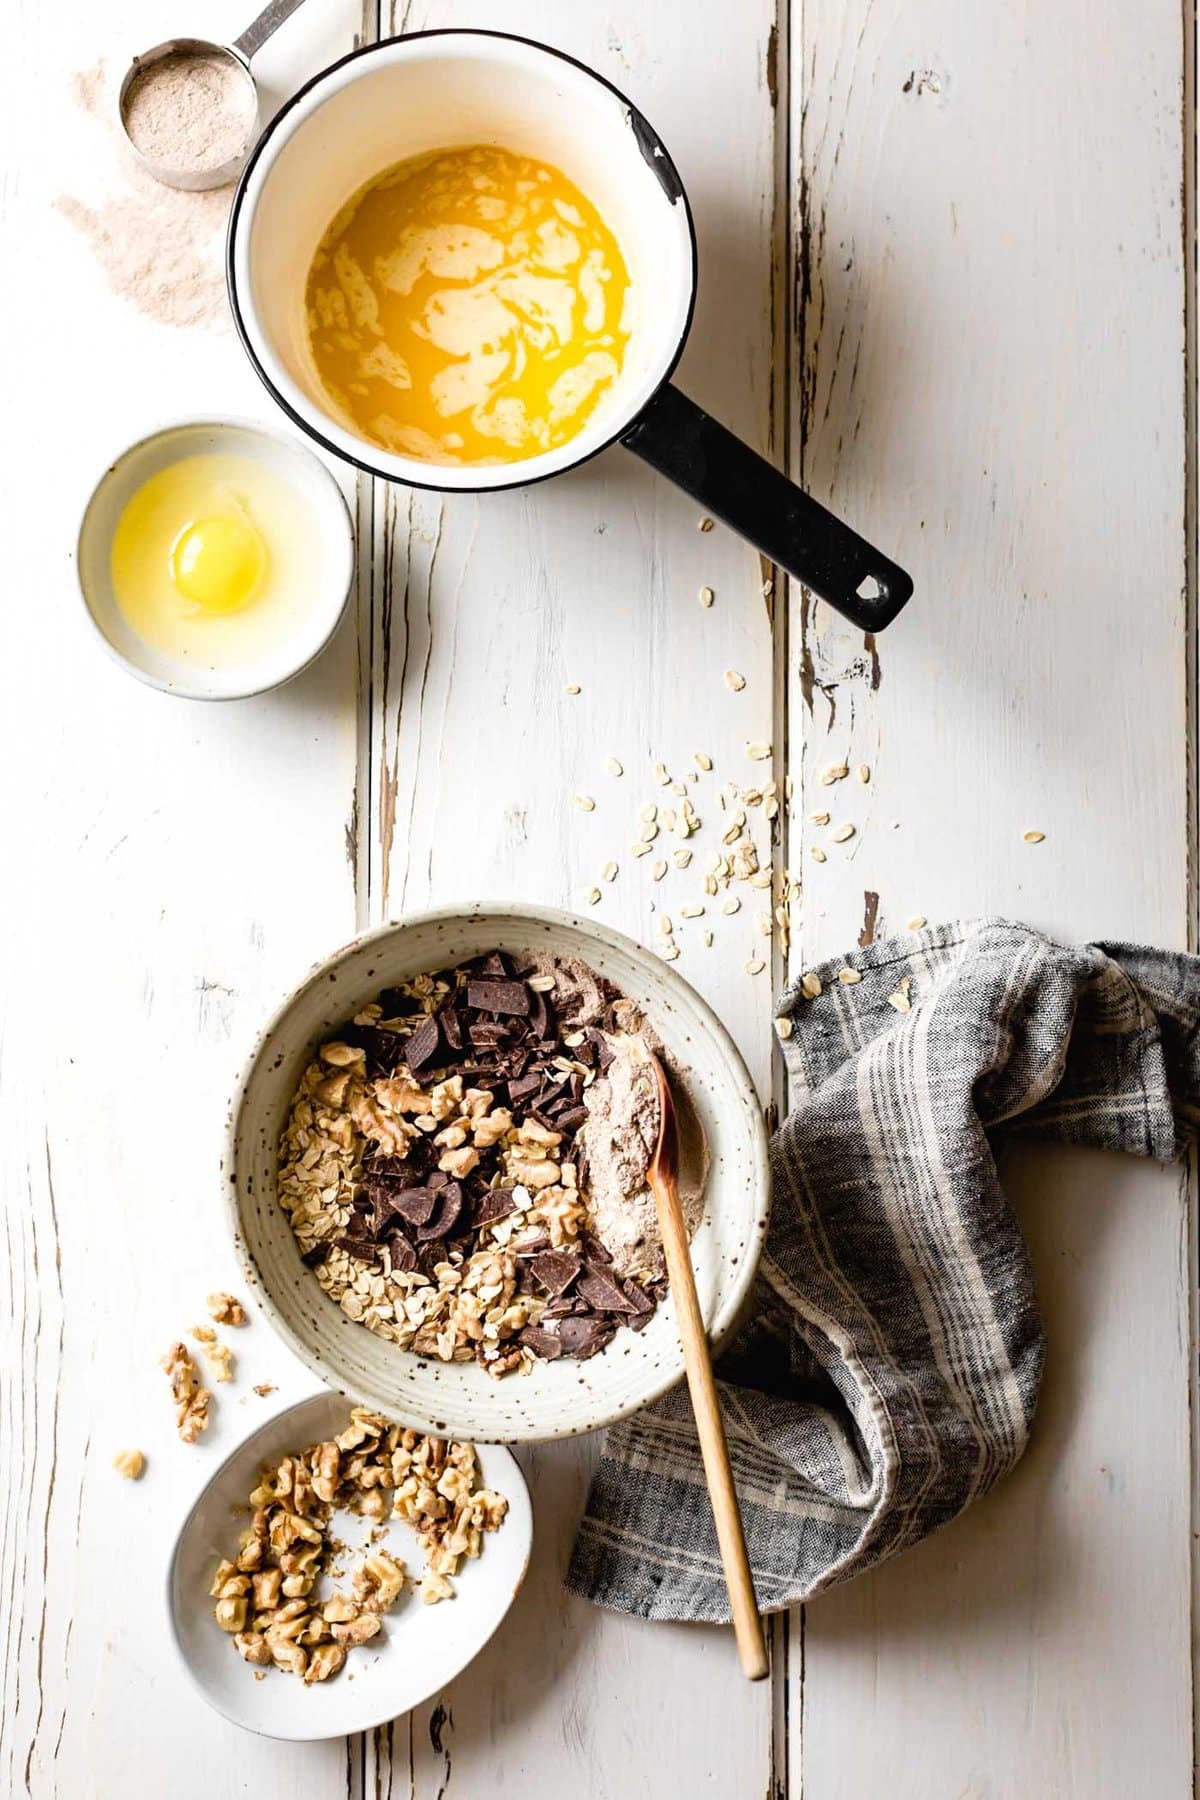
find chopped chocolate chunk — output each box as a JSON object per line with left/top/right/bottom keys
{"left": 578, "top": 1269, "right": 639, "bottom": 1313}
{"left": 344, "top": 1209, "right": 373, "bottom": 1239}
{"left": 529, "top": 1250, "right": 581, "bottom": 1296}
{"left": 387, "top": 1186, "right": 437, "bottom": 1228}
{"left": 369, "top": 1154, "right": 410, "bottom": 1183}
{"left": 404, "top": 1013, "right": 442, "bottom": 1076}
{"left": 335, "top": 1236, "right": 380, "bottom": 1263}
{"left": 386, "top": 1232, "right": 418, "bottom": 1273}
{"left": 506, "top": 1070, "right": 542, "bottom": 1107}
{"left": 469, "top": 1021, "right": 511, "bottom": 1050}
{"left": 358, "top": 1026, "right": 404, "bottom": 1077}
{"left": 552, "top": 1104, "right": 589, "bottom": 1134}
{"left": 376, "top": 987, "right": 407, "bottom": 1018}
{"left": 586, "top": 1026, "right": 616, "bottom": 1070}
{"left": 477, "top": 951, "right": 513, "bottom": 978}
{"left": 440, "top": 1008, "right": 464, "bottom": 1052}
{"left": 416, "top": 1181, "right": 465, "bottom": 1241}
{"left": 473, "top": 1187, "right": 516, "bottom": 1228}
{"left": 518, "top": 1326, "right": 564, "bottom": 1360}
{"left": 529, "top": 990, "right": 551, "bottom": 1039}
{"left": 465, "top": 978, "right": 531, "bottom": 1017}
{"left": 556, "top": 1316, "right": 616, "bottom": 1360}
{"left": 622, "top": 1280, "right": 656, "bottom": 1316}
{"left": 300, "top": 1241, "right": 330, "bottom": 1267}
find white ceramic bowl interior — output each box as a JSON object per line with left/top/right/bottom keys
{"left": 168, "top": 1390, "right": 532, "bottom": 1739}
{"left": 227, "top": 906, "right": 770, "bottom": 1442}
{"left": 76, "top": 419, "right": 354, "bottom": 700}
{"left": 229, "top": 31, "right": 697, "bottom": 490}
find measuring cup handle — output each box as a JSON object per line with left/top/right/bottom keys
{"left": 623, "top": 382, "right": 913, "bottom": 633}
{"left": 233, "top": 0, "right": 308, "bottom": 61}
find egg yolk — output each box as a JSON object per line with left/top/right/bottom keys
{"left": 169, "top": 513, "right": 266, "bottom": 613}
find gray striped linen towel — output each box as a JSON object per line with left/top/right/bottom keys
{"left": 566, "top": 919, "right": 1200, "bottom": 1621}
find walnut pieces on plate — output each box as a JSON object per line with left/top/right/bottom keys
{"left": 210, "top": 1406, "right": 507, "bottom": 1684}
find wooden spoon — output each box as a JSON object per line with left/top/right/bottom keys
{"left": 644, "top": 1050, "right": 769, "bottom": 1681}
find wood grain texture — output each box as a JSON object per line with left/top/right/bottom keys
{"left": 785, "top": 2, "right": 1194, "bottom": 1794}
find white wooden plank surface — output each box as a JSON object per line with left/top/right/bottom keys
{"left": 1, "top": 0, "right": 1194, "bottom": 1791}
{"left": 786, "top": 2, "right": 1194, "bottom": 1795}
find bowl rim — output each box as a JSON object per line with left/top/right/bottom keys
{"left": 74, "top": 414, "right": 355, "bottom": 703}
{"left": 224, "top": 902, "right": 771, "bottom": 1439}
{"left": 164, "top": 1389, "right": 533, "bottom": 1739}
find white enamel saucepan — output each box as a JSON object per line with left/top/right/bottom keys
{"left": 227, "top": 29, "right": 912, "bottom": 633}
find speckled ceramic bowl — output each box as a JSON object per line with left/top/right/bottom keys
{"left": 225, "top": 905, "right": 770, "bottom": 1441}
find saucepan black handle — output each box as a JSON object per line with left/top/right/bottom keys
{"left": 623, "top": 382, "right": 912, "bottom": 632}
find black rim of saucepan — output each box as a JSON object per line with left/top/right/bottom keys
{"left": 226, "top": 27, "right": 913, "bottom": 634}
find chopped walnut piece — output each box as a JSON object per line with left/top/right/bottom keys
{"left": 161, "top": 1342, "right": 212, "bottom": 1442}
{"left": 418, "top": 1570, "right": 455, "bottom": 1605}
{"left": 234, "top": 1631, "right": 271, "bottom": 1667}
{"left": 304, "top": 1643, "right": 347, "bottom": 1684}
{"left": 206, "top": 1292, "right": 247, "bottom": 1327}
{"left": 112, "top": 1448, "right": 145, "bottom": 1480}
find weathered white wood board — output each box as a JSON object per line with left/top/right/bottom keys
{"left": 785, "top": 3, "right": 1193, "bottom": 1795}
{"left": 1, "top": 0, "right": 1194, "bottom": 1791}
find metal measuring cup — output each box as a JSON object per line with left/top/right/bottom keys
{"left": 117, "top": 0, "right": 308, "bottom": 191}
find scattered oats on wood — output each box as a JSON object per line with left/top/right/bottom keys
{"left": 1023, "top": 830, "right": 1046, "bottom": 844}
{"left": 830, "top": 822, "right": 856, "bottom": 843}
{"left": 811, "top": 846, "right": 827, "bottom": 863}
{"left": 749, "top": 870, "right": 773, "bottom": 889}
{"left": 762, "top": 577, "right": 774, "bottom": 598}
{"left": 773, "top": 1015, "right": 794, "bottom": 1041}
{"left": 703, "top": 874, "right": 719, "bottom": 896}
{"left": 820, "top": 763, "right": 849, "bottom": 786}
{"left": 607, "top": 757, "right": 624, "bottom": 777}
{"left": 602, "top": 861, "right": 618, "bottom": 882}
{"left": 721, "top": 896, "right": 741, "bottom": 915}
{"left": 680, "top": 904, "right": 705, "bottom": 918}
{"left": 657, "top": 943, "right": 680, "bottom": 962}
{"left": 857, "top": 764, "right": 871, "bottom": 783}
{"left": 837, "top": 968, "right": 862, "bottom": 985}
{"left": 702, "top": 931, "right": 714, "bottom": 947}
{"left": 631, "top": 841, "right": 652, "bottom": 858}
{"left": 699, "top": 515, "right": 714, "bottom": 531}
{"left": 756, "top": 913, "right": 773, "bottom": 936}
{"left": 673, "top": 848, "right": 693, "bottom": 869}
{"left": 585, "top": 887, "right": 602, "bottom": 905}
{"left": 658, "top": 915, "right": 674, "bottom": 936}
{"left": 906, "top": 916, "right": 927, "bottom": 930}
{"left": 565, "top": 684, "right": 581, "bottom": 695}
{"left": 113, "top": 1448, "right": 145, "bottom": 1480}
{"left": 672, "top": 780, "right": 687, "bottom": 797}
{"left": 639, "top": 821, "right": 659, "bottom": 843}
{"left": 653, "top": 761, "right": 671, "bottom": 785}
{"left": 724, "top": 669, "right": 747, "bottom": 692}
{"left": 693, "top": 751, "right": 713, "bottom": 772}
{"left": 746, "top": 742, "right": 771, "bottom": 761}
{"left": 574, "top": 794, "right": 596, "bottom": 812}
{"left": 640, "top": 802, "right": 658, "bottom": 822}
{"left": 888, "top": 989, "right": 913, "bottom": 1013}
{"left": 698, "top": 585, "right": 715, "bottom": 608}
{"left": 745, "top": 959, "right": 766, "bottom": 976}
{"left": 652, "top": 860, "right": 668, "bottom": 882}
{"left": 800, "top": 972, "right": 822, "bottom": 999}
{"left": 207, "top": 1292, "right": 247, "bottom": 1327}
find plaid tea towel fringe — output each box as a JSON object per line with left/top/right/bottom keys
{"left": 566, "top": 919, "right": 1200, "bottom": 1622}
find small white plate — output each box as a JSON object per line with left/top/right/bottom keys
{"left": 76, "top": 417, "right": 354, "bottom": 701}
{"left": 167, "top": 1391, "right": 532, "bottom": 1740}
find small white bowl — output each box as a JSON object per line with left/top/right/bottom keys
{"left": 76, "top": 418, "right": 354, "bottom": 701}
{"left": 225, "top": 904, "right": 771, "bottom": 1443}
{"left": 167, "top": 1389, "right": 532, "bottom": 1739}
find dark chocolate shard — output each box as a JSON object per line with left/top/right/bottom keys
{"left": 465, "top": 978, "right": 531, "bottom": 1017}
{"left": 529, "top": 1250, "right": 581, "bottom": 1296}
{"left": 335, "top": 1235, "right": 380, "bottom": 1263}
{"left": 405, "top": 1013, "right": 442, "bottom": 1076}
{"left": 586, "top": 1027, "right": 616, "bottom": 1070}
{"left": 301, "top": 1241, "right": 331, "bottom": 1267}
{"left": 440, "top": 1008, "right": 464, "bottom": 1052}
{"left": 506, "top": 1070, "right": 542, "bottom": 1107}
{"left": 553, "top": 1104, "right": 589, "bottom": 1134}
{"left": 478, "top": 951, "right": 513, "bottom": 978}
{"left": 518, "top": 1326, "right": 564, "bottom": 1360}
{"left": 388, "top": 1186, "right": 437, "bottom": 1228}
{"left": 556, "top": 1316, "right": 616, "bottom": 1360}
{"left": 416, "top": 1180, "right": 465, "bottom": 1241}
{"left": 361, "top": 1026, "right": 404, "bottom": 1077}
{"left": 578, "top": 1269, "right": 639, "bottom": 1313}
{"left": 344, "top": 1209, "right": 373, "bottom": 1239}
{"left": 474, "top": 1187, "right": 517, "bottom": 1228}
{"left": 386, "top": 1232, "right": 418, "bottom": 1273}
{"left": 529, "top": 990, "right": 551, "bottom": 1039}
{"left": 622, "top": 1280, "right": 656, "bottom": 1316}
{"left": 369, "top": 1154, "right": 410, "bottom": 1182}
{"left": 469, "top": 1021, "right": 510, "bottom": 1050}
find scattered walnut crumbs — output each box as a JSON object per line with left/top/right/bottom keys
{"left": 113, "top": 1448, "right": 145, "bottom": 1480}
{"left": 207, "top": 1292, "right": 248, "bottom": 1327}
{"left": 161, "top": 1341, "right": 211, "bottom": 1443}
{"left": 211, "top": 1407, "right": 506, "bottom": 1684}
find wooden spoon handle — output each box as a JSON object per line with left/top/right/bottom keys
{"left": 651, "top": 1168, "right": 769, "bottom": 1681}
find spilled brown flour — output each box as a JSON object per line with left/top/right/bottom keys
{"left": 57, "top": 62, "right": 232, "bottom": 331}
